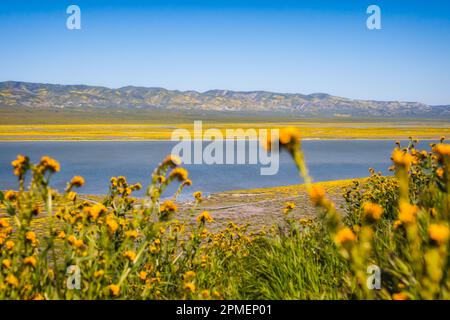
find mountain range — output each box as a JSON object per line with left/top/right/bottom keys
{"left": 1, "top": 81, "right": 449, "bottom": 118}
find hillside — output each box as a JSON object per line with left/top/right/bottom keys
{"left": 1, "top": 81, "right": 449, "bottom": 118}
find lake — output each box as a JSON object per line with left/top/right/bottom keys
{"left": 0, "top": 140, "right": 430, "bottom": 197}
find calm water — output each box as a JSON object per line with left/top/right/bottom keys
{"left": 0, "top": 140, "right": 432, "bottom": 197}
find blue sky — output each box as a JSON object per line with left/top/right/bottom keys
{"left": 0, "top": 0, "right": 450, "bottom": 105}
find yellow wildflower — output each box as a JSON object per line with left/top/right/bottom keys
{"left": 24, "top": 256, "right": 37, "bottom": 268}
{"left": 201, "top": 290, "right": 210, "bottom": 299}
{"left": 149, "top": 245, "right": 160, "bottom": 254}
{"left": 435, "top": 143, "right": 450, "bottom": 157}
{"left": 2, "top": 259, "right": 11, "bottom": 268}
{"left": 6, "top": 274, "right": 19, "bottom": 288}
{"left": 184, "top": 282, "right": 196, "bottom": 293}
{"left": 193, "top": 191, "right": 202, "bottom": 201}
{"left": 25, "top": 231, "right": 37, "bottom": 244}
{"left": 70, "top": 176, "right": 85, "bottom": 187}
{"left": 428, "top": 224, "right": 450, "bottom": 245}
{"left": 335, "top": 227, "right": 356, "bottom": 245}
{"left": 87, "top": 203, "right": 107, "bottom": 220}
{"left": 392, "top": 292, "right": 409, "bottom": 300}
{"left": 11, "top": 154, "right": 29, "bottom": 177}
{"left": 123, "top": 250, "right": 137, "bottom": 262}
{"left": 125, "top": 230, "right": 139, "bottom": 239}
{"left": 5, "top": 240, "right": 14, "bottom": 250}
{"left": 39, "top": 156, "right": 60, "bottom": 173}
{"left": 363, "top": 202, "right": 383, "bottom": 221}
{"left": 94, "top": 270, "right": 105, "bottom": 278}
{"left": 159, "top": 200, "right": 178, "bottom": 218}
{"left": 32, "top": 294, "right": 45, "bottom": 300}
{"left": 196, "top": 211, "right": 213, "bottom": 224}
{"left": 4, "top": 190, "right": 18, "bottom": 202}
{"left": 139, "top": 271, "right": 148, "bottom": 281}
{"left": 279, "top": 127, "right": 301, "bottom": 145}
{"left": 310, "top": 185, "right": 326, "bottom": 206}
{"left": 169, "top": 167, "right": 189, "bottom": 181}
{"left": 108, "top": 284, "right": 120, "bottom": 297}
{"left": 162, "top": 154, "right": 182, "bottom": 167}
{"left": 0, "top": 219, "right": 10, "bottom": 228}
{"left": 398, "top": 201, "right": 419, "bottom": 224}
{"left": 106, "top": 217, "right": 119, "bottom": 233}
{"left": 391, "top": 149, "right": 413, "bottom": 170}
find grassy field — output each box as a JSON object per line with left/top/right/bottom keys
{"left": 0, "top": 121, "right": 449, "bottom": 140}
{"left": 0, "top": 107, "right": 449, "bottom": 140}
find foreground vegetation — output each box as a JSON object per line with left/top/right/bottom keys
{"left": 0, "top": 132, "right": 450, "bottom": 299}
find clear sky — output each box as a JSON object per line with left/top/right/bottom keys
{"left": 1, "top": 0, "right": 449, "bottom": 105}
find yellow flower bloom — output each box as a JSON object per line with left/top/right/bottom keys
{"left": 2, "top": 259, "right": 11, "bottom": 268}
{"left": 125, "top": 230, "right": 139, "bottom": 239}
{"left": 25, "top": 231, "right": 37, "bottom": 244}
{"left": 169, "top": 168, "right": 189, "bottom": 182}
{"left": 183, "top": 179, "right": 192, "bottom": 186}
{"left": 5, "top": 240, "right": 14, "bottom": 250}
{"left": 392, "top": 292, "right": 409, "bottom": 300}
{"left": 162, "top": 154, "right": 182, "bottom": 167}
{"left": 436, "top": 167, "right": 444, "bottom": 178}
{"left": 39, "top": 156, "right": 60, "bottom": 173}
{"left": 123, "top": 250, "right": 137, "bottom": 262}
{"left": 32, "top": 294, "right": 45, "bottom": 300}
{"left": 87, "top": 203, "right": 107, "bottom": 220}
{"left": 57, "top": 231, "right": 66, "bottom": 239}
{"left": 201, "top": 290, "right": 210, "bottom": 299}
{"left": 106, "top": 217, "right": 119, "bottom": 233}
{"left": 184, "top": 282, "right": 196, "bottom": 293}
{"left": 285, "top": 202, "right": 295, "bottom": 210}
{"left": 0, "top": 219, "right": 10, "bottom": 228}
{"left": 108, "top": 284, "right": 120, "bottom": 297}
{"left": 363, "top": 202, "right": 383, "bottom": 221}
{"left": 74, "top": 239, "right": 84, "bottom": 248}
{"left": 391, "top": 149, "right": 413, "bottom": 170}
{"left": 398, "top": 201, "right": 419, "bottom": 224}
{"left": 4, "top": 190, "right": 18, "bottom": 202}
{"left": 196, "top": 211, "right": 213, "bottom": 224}
{"left": 94, "top": 270, "right": 105, "bottom": 278}
{"left": 24, "top": 256, "right": 37, "bottom": 268}
{"left": 279, "top": 127, "right": 301, "bottom": 145}
{"left": 131, "top": 183, "right": 142, "bottom": 191}
{"left": 335, "top": 227, "right": 356, "bottom": 245}
{"left": 193, "top": 191, "right": 202, "bottom": 201}
{"left": 70, "top": 176, "right": 85, "bottom": 187}
{"left": 310, "top": 185, "right": 326, "bottom": 206}
{"left": 6, "top": 274, "right": 19, "bottom": 288}
{"left": 428, "top": 224, "right": 450, "bottom": 245}
{"left": 149, "top": 245, "right": 160, "bottom": 254}
{"left": 435, "top": 143, "right": 450, "bottom": 157}
{"left": 159, "top": 200, "right": 178, "bottom": 215}
{"left": 11, "top": 154, "right": 29, "bottom": 177}
{"left": 139, "top": 271, "right": 148, "bottom": 281}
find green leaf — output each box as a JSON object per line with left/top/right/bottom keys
{"left": 7, "top": 205, "right": 16, "bottom": 216}
{"left": 0, "top": 190, "right": 4, "bottom": 202}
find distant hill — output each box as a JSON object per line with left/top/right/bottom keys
{"left": 1, "top": 81, "right": 449, "bottom": 118}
